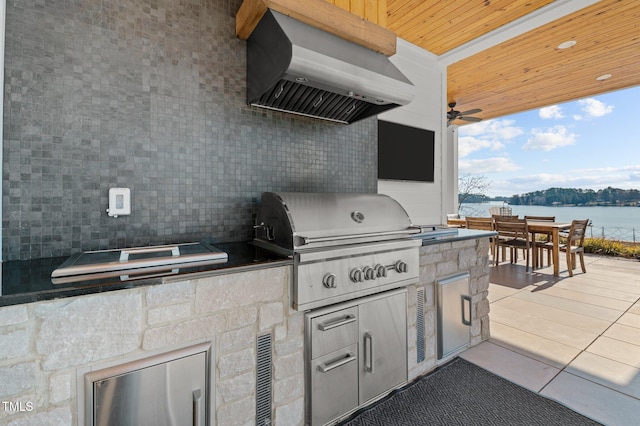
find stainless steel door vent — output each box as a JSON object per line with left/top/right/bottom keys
{"left": 256, "top": 333, "right": 273, "bottom": 426}
{"left": 416, "top": 288, "right": 425, "bottom": 363}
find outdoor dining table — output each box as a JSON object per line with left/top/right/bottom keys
{"left": 527, "top": 220, "right": 572, "bottom": 276}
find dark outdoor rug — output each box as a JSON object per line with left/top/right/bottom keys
{"left": 339, "top": 358, "right": 602, "bottom": 426}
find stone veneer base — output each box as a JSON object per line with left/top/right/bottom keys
{"left": 0, "top": 236, "right": 491, "bottom": 425}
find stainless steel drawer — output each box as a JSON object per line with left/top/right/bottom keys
{"left": 310, "top": 344, "right": 358, "bottom": 426}
{"left": 310, "top": 306, "right": 358, "bottom": 359}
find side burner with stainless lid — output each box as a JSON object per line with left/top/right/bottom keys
{"left": 254, "top": 192, "right": 421, "bottom": 310}
{"left": 51, "top": 242, "right": 228, "bottom": 283}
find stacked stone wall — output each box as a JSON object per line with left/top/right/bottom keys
{"left": 410, "top": 237, "right": 491, "bottom": 380}
{"left": 0, "top": 236, "right": 492, "bottom": 425}
{"left": 0, "top": 266, "right": 303, "bottom": 426}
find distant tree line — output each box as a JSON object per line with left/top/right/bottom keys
{"left": 508, "top": 187, "right": 640, "bottom": 206}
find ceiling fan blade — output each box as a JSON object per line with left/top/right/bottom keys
{"left": 458, "top": 108, "right": 482, "bottom": 116}
{"left": 458, "top": 116, "right": 482, "bottom": 122}
{"left": 447, "top": 118, "right": 454, "bottom": 125}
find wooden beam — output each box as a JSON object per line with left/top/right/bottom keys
{"left": 236, "top": 0, "right": 269, "bottom": 40}
{"left": 236, "top": 0, "right": 397, "bottom": 56}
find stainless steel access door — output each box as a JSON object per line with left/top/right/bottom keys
{"left": 437, "top": 273, "right": 472, "bottom": 359}
{"left": 358, "top": 290, "right": 407, "bottom": 404}
{"left": 94, "top": 351, "right": 207, "bottom": 426}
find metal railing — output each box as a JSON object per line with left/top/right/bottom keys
{"left": 459, "top": 205, "right": 640, "bottom": 242}
{"left": 588, "top": 226, "right": 639, "bottom": 242}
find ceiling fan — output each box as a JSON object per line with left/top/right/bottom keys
{"left": 447, "top": 102, "right": 483, "bottom": 126}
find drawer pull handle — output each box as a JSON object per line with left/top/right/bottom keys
{"left": 317, "top": 352, "right": 356, "bottom": 373}
{"left": 317, "top": 314, "right": 356, "bottom": 331}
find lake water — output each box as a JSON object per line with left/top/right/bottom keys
{"left": 460, "top": 202, "right": 640, "bottom": 241}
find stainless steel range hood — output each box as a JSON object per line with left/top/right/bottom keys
{"left": 246, "top": 10, "right": 414, "bottom": 124}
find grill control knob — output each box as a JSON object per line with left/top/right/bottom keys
{"left": 363, "top": 266, "right": 375, "bottom": 280}
{"left": 322, "top": 273, "right": 337, "bottom": 288}
{"left": 394, "top": 260, "right": 408, "bottom": 273}
{"left": 375, "top": 264, "right": 387, "bottom": 278}
{"left": 350, "top": 268, "right": 364, "bottom": 283}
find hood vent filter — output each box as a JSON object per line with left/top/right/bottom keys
{"left": 254, "top": 79, "right": 371, "bottom": 123}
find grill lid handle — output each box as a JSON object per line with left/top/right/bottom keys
{"left": 296, "top": 227, "right": 421, "bottom": 246}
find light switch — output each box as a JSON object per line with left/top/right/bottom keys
{"left": 107, "top": 188, "right": 131, "bottom": 217}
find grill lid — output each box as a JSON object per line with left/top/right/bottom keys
{"left": 255, "top": 192, "right": 418, "bottom": 251}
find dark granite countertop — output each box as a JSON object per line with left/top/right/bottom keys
{"left": 0, "top": 242, "right": 291, "bottom": 307}
{"left": 0, "top": 230, "right": 494, "bottom": 307}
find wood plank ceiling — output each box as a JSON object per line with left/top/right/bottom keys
{"left": 326, "top": 0, "right": 640, "bottom": 125}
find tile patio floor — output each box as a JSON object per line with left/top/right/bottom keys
{"left": 460, "top": 253, "right": 640, "bottom": 426}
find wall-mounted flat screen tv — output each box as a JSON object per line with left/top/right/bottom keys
{"left": 378, "top": 120, "right": 435, "bottom": 182}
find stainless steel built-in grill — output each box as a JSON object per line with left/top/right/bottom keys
{"left": 255, "top": 192, "right": 422, "bottom": 425}
{"left": 254, "top": 192, "right": 422, "bottom": 311}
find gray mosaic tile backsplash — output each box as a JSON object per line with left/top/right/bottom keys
{"left": 2, "top": 0, "right": 377, "bottom": 261}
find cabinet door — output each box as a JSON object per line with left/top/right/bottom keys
{"left": 437, "top": 273, "right": 471, "bottom": 359}
{"left": 358, "top": 290, "right": 407, "bottom": 404}
{"left": 94, "top": 351, "right": 207, "bottom": 426}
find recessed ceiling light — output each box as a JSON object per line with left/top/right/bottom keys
{"left": 557, "top": 40, "right": 577, "bottom": 49}
{"left": 596, "top": 74, "right": 612, "bottom": 81}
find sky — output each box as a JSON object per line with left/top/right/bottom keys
{"left": 457, "top": 85, "right": 640, "bottom": 198}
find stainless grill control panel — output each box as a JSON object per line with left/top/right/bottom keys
{"left": 294, "top": 244, "right": 419, "bottom": 310}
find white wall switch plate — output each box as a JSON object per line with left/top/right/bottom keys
{"left": 107, "top": 188, "right": 131, "bottom": 217}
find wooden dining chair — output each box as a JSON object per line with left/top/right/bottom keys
{"left": 494, "top": 218, "right": 531, "bottom": 272}
{"left": 539, "top": 219, "right": 589, "bottom": 276}
{"left": 491, "top": 214, "right": 519, "bottom": 261}
{"left": 488, "top": 207, "right": 501, "bottom": 216}
{"left": 466, "top": 217, "right": 495, "bottom": 258}
{"left": 525, "top": 215, "right": 555, "bottom": 268}
{"left": 492, "top": 214, "right": 519, "bottom": 221}
{"left": 465, "top": 216, "right": 494, "bottom": 230}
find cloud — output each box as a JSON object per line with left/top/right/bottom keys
{"left": 458, "top": 135, "right": 504, "bottom": 158}
{"left": 522, "top": 125, "right": 577, "bottom": 151}
{"left": 459, "top": 119, "right": 524, "bottom": 140}
{"left": 489, "top": 165, "right": 640, "bottom": 196}
{"left": 509, "top": 173, "right": 574, "bottom": 186}
{"left": 575, "top": 164, "right": 640, "bottom": 174}
{"left": 578, "top": 98, "right": 614, "bottom": 117}
{"left": 539, "top": 105, "right": 564, "bottom": 119}
{"left": 458, "top": 119, "right": 524, "bottom": 158}
{"left": 458, "top": 157, "right": 519, "bottom": 174}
